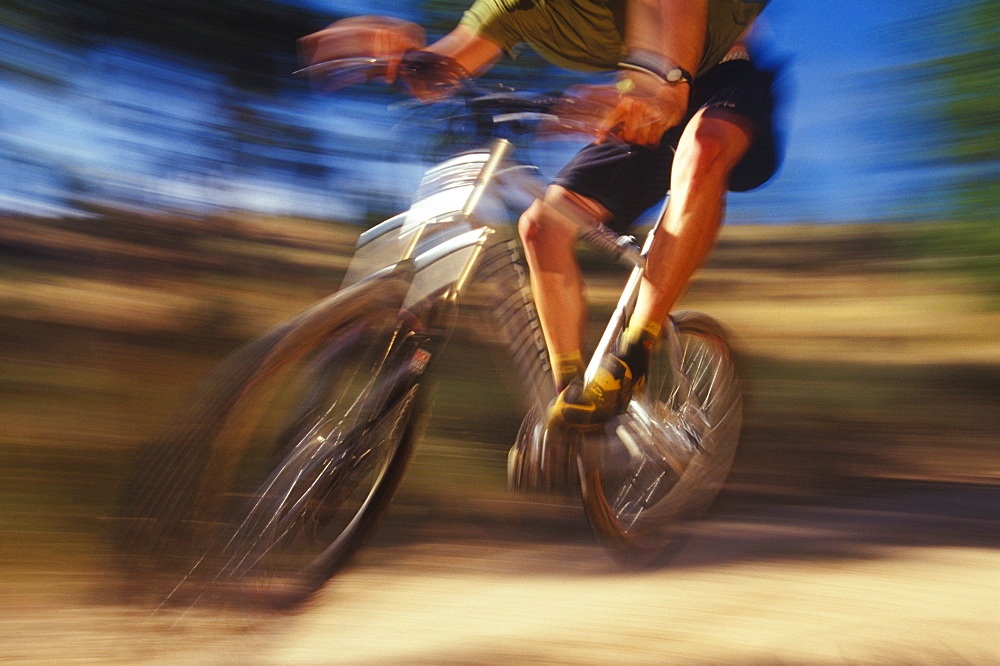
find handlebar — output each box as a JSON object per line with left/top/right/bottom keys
{"left": 300, "top": 53, "right": 647, "bottom": 267}
{"left": 296, "top": 51, "right": 470, "bottom": 100}
{"left": 297, "top": 52, "right": 614, "bottom": 142}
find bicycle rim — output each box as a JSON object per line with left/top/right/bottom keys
{"left": 579, "top": 310, "right": 743, "bottom": 560}
{"left": 215, "top": 318, "right": 424, "bottom": 609}
{"left": 112, "top": 277, "right": 415, "bottom": 603}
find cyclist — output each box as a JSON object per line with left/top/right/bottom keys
{"left": 301, "top": 0, "right": 779, "bottom": 429}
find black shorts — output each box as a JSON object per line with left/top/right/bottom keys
{"left": 552, "top": 58, "right": 780, "bottom": 232}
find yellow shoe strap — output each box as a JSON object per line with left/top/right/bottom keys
{"left": 623, "top": 320, "right": 661, "bottom": 347}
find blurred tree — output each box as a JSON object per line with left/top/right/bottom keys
{"left": 891, "top": 0, "right": 999, "bottom": 293}
{"left": 75, "top": 0, "right": 343, "bottom": 201}
{"left": 0, "top": 0, "right": 614, "bottom": 221}
{"left": 0, "top": 0, "right": 343, "bottom": 215}
{"left": 908, "top": 0, "right": 999, "bottom": 223}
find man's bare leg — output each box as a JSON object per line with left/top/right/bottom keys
{"left": 550, "top": 108, "right": 756, "bottom": 427}
{"left": 518, "top": 185, "right": 612, "bottom": 390}
{"left": 628, "top": 107, "right": 755, "bottom": 339}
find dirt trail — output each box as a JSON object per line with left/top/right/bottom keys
{"left": 3, "top": 484, "right": 997, "bottom": 664}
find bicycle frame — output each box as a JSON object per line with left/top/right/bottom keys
{"left": 340, "top": 137, "right": 668, "bottom": 396}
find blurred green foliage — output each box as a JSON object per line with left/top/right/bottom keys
{"left": 903, "top": 0, "right": 998, "bottom": 223}
{"left": 884, "top": 0, "right": 999, "bottom": 294}
{"left": 929, "top": 0, "right": 998, "bottom": 221}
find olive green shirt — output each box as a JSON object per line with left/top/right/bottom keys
{"left": 459, "top": 0, "right": 766, "bottom": 78}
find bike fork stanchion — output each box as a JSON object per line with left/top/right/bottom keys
{"left": 463, "top": 139, "right": 513, "bottom": 217}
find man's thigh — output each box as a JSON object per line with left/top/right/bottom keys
{"left": 551, "top": 139, "right": 676, "bottom": 233}
{"left": 524, "top": 184, "right": 613, "bottom": 239}
{"left": 691, "top": 59, "right": 779, "bottom": 191}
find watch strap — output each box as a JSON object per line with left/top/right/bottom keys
{"left": 619, "top": 51, "right": 693, "bottom": 86}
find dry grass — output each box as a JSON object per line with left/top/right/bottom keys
{"left": 0, "top": 213, "right": 997, "bottom": 559}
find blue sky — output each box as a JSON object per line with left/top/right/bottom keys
{"left": 0, "top": 0, "right": 970, "bottom": 224}
{"left": 723, "top": 0, "right": 954, "bottom": 223}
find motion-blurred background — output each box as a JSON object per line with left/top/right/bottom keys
{"left": 1, "top": 0, "right": 997, "bottom": 660}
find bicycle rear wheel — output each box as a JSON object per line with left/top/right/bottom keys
{"left": 113, "top": 277, "right": 420, "bottom": 605}
{"left": 578, "top": 311, "right": 743, "bottom": 561}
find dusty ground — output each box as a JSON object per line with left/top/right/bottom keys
{"left": 2, "top": 484, "right": 997, "bottom": 664}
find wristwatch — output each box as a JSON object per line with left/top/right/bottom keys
{"left": 663, "top": 66, "right": 693, "bottom": 86}
{"left": 619, "top": 51, "right": 693, "bottom": 87}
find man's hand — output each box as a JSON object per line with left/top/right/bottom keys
{"left": 550, "top": 73, "right": 689, "bottom": 147}
{"left": 299, "top": 16, "right": 426, "bottom": 83}
{"left": 597, "top": 71, "right": 689, "bottom": 147}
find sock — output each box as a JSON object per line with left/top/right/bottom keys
{"left": 553, "top": 350, "right": 585, "bottom": 392}
{"left": 618, "top": 320, "right": 661, "bottom": 382}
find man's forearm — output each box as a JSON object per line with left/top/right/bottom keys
{"left": 426, "top": 25, "right": 503, "bottom": 76}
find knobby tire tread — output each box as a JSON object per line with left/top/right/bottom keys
{"left": 112, "top": 277, "right": 412, "bottom": 600}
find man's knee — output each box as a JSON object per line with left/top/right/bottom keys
{"left": 674, "top": 112, "right": 754, "bottom": 186}
{"left": 518, "top": 200, "right": 556, "bottom": 251}
{"left": 518, "top": 186, "right": 600, "bottom": 251}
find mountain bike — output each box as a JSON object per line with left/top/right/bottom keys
{"left": 113, "top": 54, "right": 743, "bottom": 610}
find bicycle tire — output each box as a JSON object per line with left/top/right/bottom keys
{"left": 112, "top": 276, "right": 415, "bottom": 602}
{"left": 578, "top": 310, "right": 743, "bottom": 561}
{"left": 213, "top": 312, "right": 428, "bottom": 609}
{"left": 471, "top": 238, "right": 555, "bottom": 413}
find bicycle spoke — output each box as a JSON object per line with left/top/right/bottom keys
{"left": 580, "top": 311, "right": 743, "bottom": 560}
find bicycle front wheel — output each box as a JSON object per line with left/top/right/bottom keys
{"left": 579, "top": 311, "right": 743, "bottom": 561}
{"left": 212, "top": 289, "right": 430, "bottom": 608}
{"left": 114, "top": 277, "right": 422, "bottom": 607}
{"left": 209, "top": 286, "right": 429, "bottom": 607}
